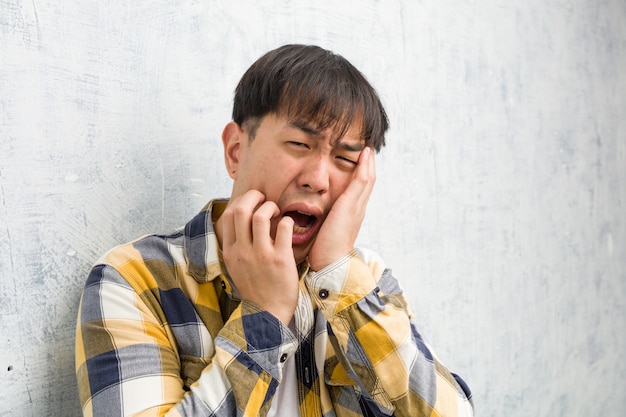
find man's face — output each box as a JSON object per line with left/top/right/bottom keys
{"left": 224, "top": 113, "right": 365, "bottom": 263}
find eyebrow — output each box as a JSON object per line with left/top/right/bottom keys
{"left": 334, "top": 140, "right": 365, "bottom": 152}
{"left": 288, "top": 120, "right": 365, "bottom": 152}
{"left": 289, "top": 120, "right": 324, "bottom": 137}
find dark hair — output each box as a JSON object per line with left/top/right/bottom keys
{"left": 232, "top": 44, "right": 389, "bottom": 152}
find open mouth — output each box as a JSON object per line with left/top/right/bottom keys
{"left": 284, "top": 210, "right": 317, "bottom": 234}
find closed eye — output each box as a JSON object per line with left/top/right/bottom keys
{"left": 288, "top": 141, "right": 310, "bottom": 149}
{"left": 335, "top": 155, "right": 358, "bottom": 167}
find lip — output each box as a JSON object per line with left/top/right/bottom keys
{"left": 281, "top": 202, "right": 325, "bottom": 246}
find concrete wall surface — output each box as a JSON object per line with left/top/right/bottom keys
{"left": 1, "top": 1, "right": 624, "bottom": 416}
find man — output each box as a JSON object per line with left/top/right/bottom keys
{"left": 75, "top": 44, "right": 473, "bottom": 417}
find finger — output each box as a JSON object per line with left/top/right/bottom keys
{"left": 221, "top": 193, "right": 253, "bottom": 249}
{"left": 220, "top": 205, "right": 236, "bottom": 248}
{"left": 361, "top": 146, "right": 376, "bottom": 203}
{"left": 232, "top": 190, "right": 266, "bottom": 245}
{"left": 275, "top": 215, "right": 294, "bottom": 251}
{"left": 348, "top": 147, "right": 376, "bottom": 220}
{"left": 345, "top": 147, "right": 375, "bottom": 206}
{"left": 251, "top": 200, "right": 280, "bottom": 246}
{"left": 360, "top": 146, "right": 376, "bottom": 184}
{"left": 366, "top": 146, "right": 376, "bottom": 180}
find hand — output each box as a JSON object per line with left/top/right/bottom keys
{"left": 220, "top": 190, "right": 300, "bottom": 324}
{"left": 308, "top": 147, "right": 376, "bottom": 271}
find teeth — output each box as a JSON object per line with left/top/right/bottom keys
{"left": 287, "top": 210, "right": 316, "bottom": 234}
{"left": 293, "top": 224, "right": 310, "bottom": 234}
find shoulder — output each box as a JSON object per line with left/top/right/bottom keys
{"left": 90, "top": 231, "right": 183, "bottom": 294}
{"left": 98, "top": 230, "right": 183, "bottom": 266}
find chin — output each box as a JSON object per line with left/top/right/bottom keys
{"left": 293, "top": 247, "right": 311, "bottom": 266}
{"left": 294, "top": 253, "right": 308, "bottom": 265}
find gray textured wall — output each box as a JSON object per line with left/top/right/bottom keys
{"left": 1, "top": 1, "right": 625, "bottom": 416}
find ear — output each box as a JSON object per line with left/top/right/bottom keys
{"left": 221, "top": 121, "right": 244, "bottom": 180}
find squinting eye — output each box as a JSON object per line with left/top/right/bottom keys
{"left": 288, "top": 141, "right": 309, "bottom": 149}
{"left": 336, "top": 156, "right": 358, "bottom": 166}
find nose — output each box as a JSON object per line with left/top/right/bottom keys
{"left": 299, "top": 155, "right": 329, "bottom": 194}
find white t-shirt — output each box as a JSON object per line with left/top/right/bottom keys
{"left": 267, "top": 319, "right": 300, "bottom": 416}
{"left": 267, "top": 353, "right": 300, "bottom": 416}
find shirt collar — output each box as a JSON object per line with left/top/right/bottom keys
{"left": 183, "top": 199, "right": 229, "bottom": 283}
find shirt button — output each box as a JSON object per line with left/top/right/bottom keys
{"left": 280, "top": 353, "right": 288, "bottom": 363}
{"left": 319, "top": 289, "right": 329, "bottom": 299}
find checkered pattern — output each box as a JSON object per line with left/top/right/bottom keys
{"left": 76, "top": 200, "right": 473, "bottom": 416}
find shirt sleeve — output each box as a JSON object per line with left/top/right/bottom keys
{"left": 211, "top": 300, "right": 298, "bottom": 417}
{"left": 305, "top": 248, "right": 474, "bottom": 417}
{"left": 76, "top": 263, "right": 186, "bottom": 416}
{"left": 75, "top": 262, "right": 296, "bottom": 417}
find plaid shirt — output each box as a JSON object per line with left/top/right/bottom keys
{"left": 76, "top": 199, "right": 473, "bottom": 417}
